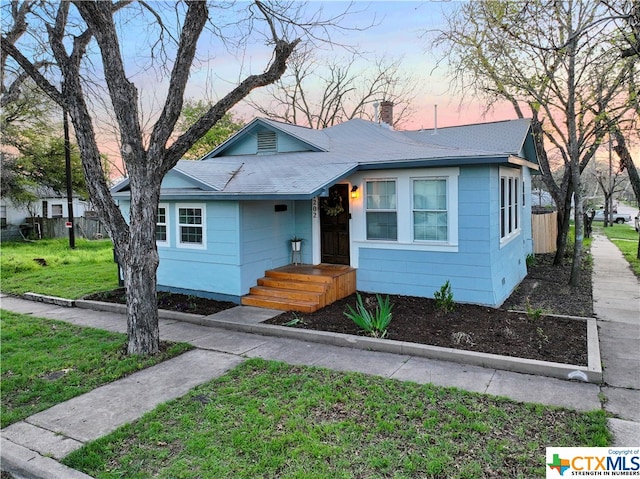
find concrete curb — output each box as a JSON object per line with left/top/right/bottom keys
{"left": 1, "top": 437, "right": 95, "bottom": 479}
{"left": 22, "top": 293, "right": 75, "bottom": 308}
{"left": 75, "top": 299, "right": 603, "bottom": 383}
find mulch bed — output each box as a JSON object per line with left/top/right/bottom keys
{"left": 86, "top": 252, "right": 593, "bottom": 366}
{"left": 266, "top": 293, "right": 587, "bottom": 365}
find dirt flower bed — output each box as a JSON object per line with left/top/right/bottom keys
{"left": 86, "top": 253, "right": 592, "bottom": 365}
{"left": 266, "top": 292, "right": 587, "bottom": 365}
{"left": 85, "top": 289, "right": 237, "bottom": 316}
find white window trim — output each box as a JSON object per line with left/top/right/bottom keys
{"left": 176, "top": 203, "right": 206, "bottom": 250}
{"left": 365, "top": 178, "right": 398, "bottom": 242}
{"left": 348, "top": 168, "right": 459, "bottom": 267}
{"left": 411, "top": 176, "right": 450, "bottom": 244}
{"left": 156, "top": 203, "right": 169, "bottom": 247}
{"left": 500, "top": 167, "right": 521, "bottom": 246}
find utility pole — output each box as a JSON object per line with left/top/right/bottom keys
{"left": 608, "top": 133, "right": 613, "bottom": 228}
{"left": 64, "top": 107, "right": 75, "bottom": 249}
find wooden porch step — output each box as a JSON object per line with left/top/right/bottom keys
{"left": 242, "top": 264, "right": 356, "bottom": 313}
{"left": 241, "top": 295, "right": 319, "bottom": 313}
{"left": 258, "top": 277, "right": 329, "bottom": 293}
{"left": 265, "top": 269, "right": 334, "bottom": 284}
{"left": 248, "top": 285, "right": 325, "bottom": 305}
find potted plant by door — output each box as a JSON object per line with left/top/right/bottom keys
{"left": 290, "top": 236, "right": 303, "bottom": 252}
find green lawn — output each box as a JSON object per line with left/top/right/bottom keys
{"left": 596, "top": 224, "right": 640, "bottom": 277}
{"left": 64, "top": 359, "right": 610, "bottom": 479}
{"left": 0, "top": 310, "right": 192, "bottom": 428}
{"left": 0, "top": 238, "right": 119, "bottom": 298}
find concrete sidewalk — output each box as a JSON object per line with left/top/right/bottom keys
{"left": 591, "top": 233, "right": 640, "bottom": 445}
{"left": 1, "top": 234, "right": 639, "bottom": 477}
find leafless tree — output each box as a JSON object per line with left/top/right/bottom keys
{"left": 246, "top": 47, "right": 417, "bottom": 128}
{"left": 430, "top": 0, "right": 635, "bottom": 286}
{"left": 1, "top": 0, "right": 360, "bottom": 355}
{"left": 588, "top": 151, "right": 630, "bottom": 226}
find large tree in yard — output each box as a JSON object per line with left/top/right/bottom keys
{"left": 431, "top": 0, "right": 636, "bottom": 286}
{"left": 1, "top": 0, "right": 354, "bottom": 355}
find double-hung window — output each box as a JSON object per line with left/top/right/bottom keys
{"left": 177, "top": 204, "right": 205, "bottom": 248}
{"left": 366, "top": 180, "right": 397, "bottom": 240}
{"left": 500, "top": 171, "right": 520, "bottom": 241}
{"left": 51, "top": 204, "right": 63, "bottom": 218}
{"left": 156, "top": 203, "right": 169, "bottom": 246}
{"left": 413, "top": 178, "right": 448, "bottom": 242}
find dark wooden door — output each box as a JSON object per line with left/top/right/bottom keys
{"left": 320, "top": 184, "right": 350, "bottom": 264}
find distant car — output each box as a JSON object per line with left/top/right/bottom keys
{"left": 592, "top": 209, "right": 632, "bottom": 224}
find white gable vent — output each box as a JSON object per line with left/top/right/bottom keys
{"left": 257, "top": 130, "right": 277, "bottom": 153}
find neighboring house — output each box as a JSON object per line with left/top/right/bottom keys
{"left": 112, "top": 114, "right": 539, "bottom": 309}
{"left": 1, "top": 187, "right": 90, "bottom": 239}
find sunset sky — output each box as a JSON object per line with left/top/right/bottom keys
{"left": 162, "top": 1, "right": 520, "bottom": 131}
{"left": 91, "top": 0, "right": 631, "bottom": 170}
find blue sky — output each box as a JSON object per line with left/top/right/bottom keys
{"left": 121, "top": 1, "right": 517, "bottom": 131}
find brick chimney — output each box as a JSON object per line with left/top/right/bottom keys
{"left": 380, "top": 100, "right": 394, "bottom": 126}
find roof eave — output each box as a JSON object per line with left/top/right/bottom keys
{"left": 356, "top": 155, "right": 516, "bottom": 170}
{"left": 508, "top": 155, "right": 539, "bottom": 170}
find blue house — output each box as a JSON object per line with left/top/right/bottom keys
{"left": 112, "top": 115, "right": 539, "bottom": 311}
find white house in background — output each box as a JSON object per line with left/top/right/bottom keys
{"left": 112, "top": 113, "right": 540, "bottom": 310}
{"left": 0, "top": 186, "right": 90, "bottom": 229}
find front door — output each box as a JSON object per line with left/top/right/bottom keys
{"left": 320, "top": 184, "right": 350, "bottom": 264}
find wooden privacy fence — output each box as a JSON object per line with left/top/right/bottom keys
{"left": 531, "top": 210, "right": 557, "bottom": 254}
{"left": 23, "top": 216, "right": 109, "bottom": 240}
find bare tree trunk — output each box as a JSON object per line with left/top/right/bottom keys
{"left": 612, "top": 127, "right": 640, "bottom": 206}
{"left": 569, "top": 163, "right": 584, "bottom": 286}
{"left": 120, "top": 175, "right": 161, "bottom": 354}
{"left": 556, "top": 198, "right": 573, "bottom": 263}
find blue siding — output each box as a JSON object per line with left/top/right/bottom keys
{"left": 224, "top": 127, "right": 313, "bottom": 155}
{"left": 122, "top": 163, "right": 533, "bottom": 307}
{"left": 356, "top": 165, "right": 530, "bottom": 306}
{"left": 238, "top": 199, "right": 314, "bottom": 294}
{"left": 157, "top": 202, "right": 242, "bottom": 297}
{"left": 152, "top": 198, "right": 317, "bottom": 300}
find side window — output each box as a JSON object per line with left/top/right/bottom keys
{"left": 156, "top": 204, "right": 169, "bottom": 246}
{"left": 500, "top": 171, "right": 521, "bottom": 242}
{"left": 177, "top": 204, "right": 206, "bottom": 249}
{"left": 366, "top": 180, "right": 397, "bottom": 241}
{"left": 51, "top": 204, "right": 63, "bottom": 218}
{"left": 0, "top": 205, "right": 7, "bottom": 229}
{"left": 413, "top": 178, "right": 448, "bottom": 242}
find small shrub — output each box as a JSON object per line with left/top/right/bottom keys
{"left": 526, "top": 254, "right": 537, "bottom": 268}
{"left": 525, "top": 298, "right": 543, "bottom": 321}
{"left": 434, "top": 280, "right": 455, "bottom": 313}
{"left": 283, "top": 313, "right": 305, "bottom": 327}
{"left": 344, "top": 293, "right": 393, "bottom": 338}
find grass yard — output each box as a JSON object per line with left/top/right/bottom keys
{"left": 0, "top": 238, "right": 119, "bottom": 298}
{"left": 0, "top": 310, "right": 192, "bottom": 428}
{"left": 596, "top": 223, "right": 640, "bottom": 277}
{"left": 64, "top": 359, "right": 610, "bottom": 479}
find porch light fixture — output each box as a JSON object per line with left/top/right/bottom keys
{"left": 351, "top": 185, "right": 359, "bottom": 198}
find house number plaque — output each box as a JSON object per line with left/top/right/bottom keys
{"left": 312, "top": 197, "right": 318, "bottom": 219}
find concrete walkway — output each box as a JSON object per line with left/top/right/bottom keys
{"left": 591, "top": 233, "right": 640, "bottom": 444}
{"left": 1, "top": 234, "right": 639, "bottom": 478}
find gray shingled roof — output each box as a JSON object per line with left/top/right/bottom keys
{"left": 112, "top": 117, "right": 536, "bottom": 199}
{"left": 401, "top": 118, "right": 532, "bottom": 154}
